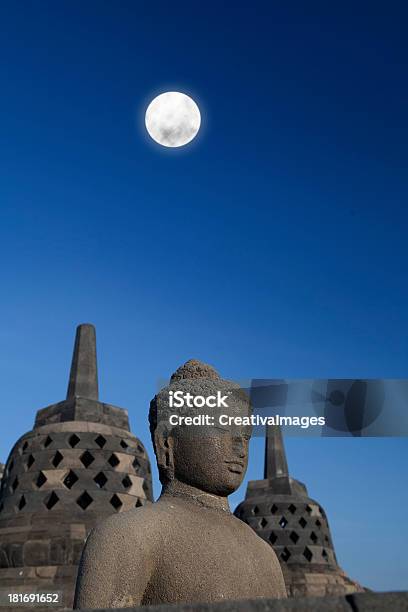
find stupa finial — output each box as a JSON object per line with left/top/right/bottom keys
{"left": 264, "top": 424, "right": 289, "bottom": 480}
{"left": 66, "top": 324, "right": 99, "bottom": 400}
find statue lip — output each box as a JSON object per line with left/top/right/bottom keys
{"left": 225, "top": 460, "right": 245, "bottom": 472}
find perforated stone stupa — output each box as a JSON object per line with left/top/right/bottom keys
{"left": 0, "top": 324, "right": 153, "bottom": 608}
{"left": 234, "top": 425, "right": 364, "bottom": 598}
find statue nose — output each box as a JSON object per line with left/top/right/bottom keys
{"left": 232, "top": 437, "right": 246, "bottom": 458}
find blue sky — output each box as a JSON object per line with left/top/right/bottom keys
{"left": 0, "top": 0, "right": 407, "bottom": 592}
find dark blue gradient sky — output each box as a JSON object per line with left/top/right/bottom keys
{"left": 0, "top": 1, "right": 407, "bottom": 591}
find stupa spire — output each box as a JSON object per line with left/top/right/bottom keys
{"left": 66, "top": 324, "right": 99, "bottom": 400}
{"left": 264, "top": 424, "right": 289, "bottom": 480}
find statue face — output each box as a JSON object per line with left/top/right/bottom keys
{"left": 171, "top": 425, "right": 250, "bottom": 496}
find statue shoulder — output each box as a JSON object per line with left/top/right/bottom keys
{"left": 90, "top": 502, "right": 162, "bottom": 547}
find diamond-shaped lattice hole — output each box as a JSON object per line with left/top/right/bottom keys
{"left": 63, "top": 470, "right": 79, "bottom": 489}
{"left": 290, "top": 530, "right": 299, "bottom": 543}
{"left": 279, "top": 516, "right": 288, "bottom": 528}
{"left": 77, "top": 491, "right": 93, "bottom": 510}
{"left": 44, "top": 435, "right": 52, "bottom": 448}
{"left": 142, "top": 480, "right": 149, "bottom": 495}
{"left": 108, "top": 453, "right": 120, "bottom": 468}
{"left": 280, "top": 547, "right": 291, "bottom": 562}
{"left": 303, "top": 546, "right": 313, "bottom": 562}
{"left": 135, "top": 499, "right": 143, "bottom": 508}
{"left": 322, "top": 549, "right": 329, "bottom": 561}
{"left": 122, "top": 475, "right": 132, "bottom": 489}
{"left": 270, "top": 504, "right": 278, "bottom": 514}
{"left": 132, "top": 457, "right": 140, "bottom": 471}
{"left": 45, "top": 491, "right": 59, "bottom": 510}
{"left": 22, "top": 441, "right": 28, "bottom": 451}
{"left": 80, "top": 451, "right": 95, "bottom": 468}
{"left": 36, "top": 472, "right": 47, "bottom": 488}
{"left": 120, "top": 440, "right": 129, "bottom": 449}
{"left": 315, "top": 519, "right": 322, "bottom": 528}
{"left": 18, "top": 495, "right": 26, "bottom": 510}
{"left": 12, "top": 477, "right": 19, "bottom": 491}
{"left": 0, "top": 502, "right": 3, "bottom": 512}
{"left": 288, "top": 504, "right": 296, "bottom": 514}
{"left": 306, "top": 504, "right": 313, "bottom": 514}
{"left": 110, "top": 494, "right": 123, "bottom": 511}
{"left": 260, "top": 517, "right": 268, "bottom": 528}
{"left": 94, "top": 472, "right": 108, "bottom": 488}
{"left": 8, "top": 459, "right": 14, "bottom": 473}
{"left": 137, "top": 444, "right": 144, "bottom": 454}
{"left": 95, "top": 435, "right": 107, "bottom": 448}
{"left": 27, "top": 454, "right": 35, "bottom": 469}
{"left": 310, "top": 531, "right": 318, "bottom": 544}
{"left": 52, "top": 451, "right": 63, "bottom": 468}
{"left": 319, "top": 506, "right": 324, "bottom": 516}
{"left": 325, "top": 536, "right": 329, "bottom": 543}
{"left": 299, "top": 517, "right": 307, "bottom": 528}
{"left": 252, "top": 505, "right": 260, "bottom": 515}
{"left": 68, "top": 434, "right": 80, "bottom": 448}
{"left": 269, "top": 531, "right": 277, "bottom": 544}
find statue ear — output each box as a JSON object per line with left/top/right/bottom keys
{"left": 154, "top": 430, "right": 174, "bottom": 483}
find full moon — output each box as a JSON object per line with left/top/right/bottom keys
{"left": 145, "top": 92, "right": 201, "bottom": 148}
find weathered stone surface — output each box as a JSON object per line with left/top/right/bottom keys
{"left": 234, "top": 425, "right": 365, "bottom": 598}
{"left": 0, "top": 324, "right": 153, "bottom": 609}
{"left": 74, "top": 360, "right": 287, "bottom": 609}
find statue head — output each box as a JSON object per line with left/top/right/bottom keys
{"left": 149, "top": 360, "right": 252, "bottom": 497}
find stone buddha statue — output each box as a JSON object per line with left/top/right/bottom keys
{"left": 74, "top": 360, "right": 287, "bottom": 608}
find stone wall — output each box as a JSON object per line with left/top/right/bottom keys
{"left": 67, "top": 591, "right": 408, "bottom": 611}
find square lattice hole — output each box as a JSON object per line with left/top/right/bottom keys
{"left": 122, "top": 475, "right": 132, "bottom": 489}
{"left": 63, "top": 470, "right": 79, "bottom": 489}
{"left": 36, "top": 472, "right": 47, "bottom": 488}
{"left": 45, "top": 491, "right": 59, "bottom": 510}
{"left": 279, "top": 516, "right": 288, "bottom": 528}
{"left": 95, "top": 435, "right": 107, "bottom": 448}
{"left": 80, "top": 451, "right": 95, "bottom": 468}
{"left": 94, "top": 472, "right": 108, "bottom": 488}
{"left": 290, "top": 531, "right": 299, "bottom": 543}
{"left": 77, "top": 491, "right": 93, "bottom": 510}
{"left": 108, "top": 453, "right": 120, "bottom": 468}
{"left": 18, "top": 495, "right": 26, "bottom": 510}
{"left": 68, "top": 434, "right": 80, "bottom": 448}
{"left": 43, "top": 435, "right": 53, "bottom": 448}
{"left": 110, "top": 494, "right": 123, "bottom": 511}
{"left": 52, "top": 451, "right": 63, "bottom": 468}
